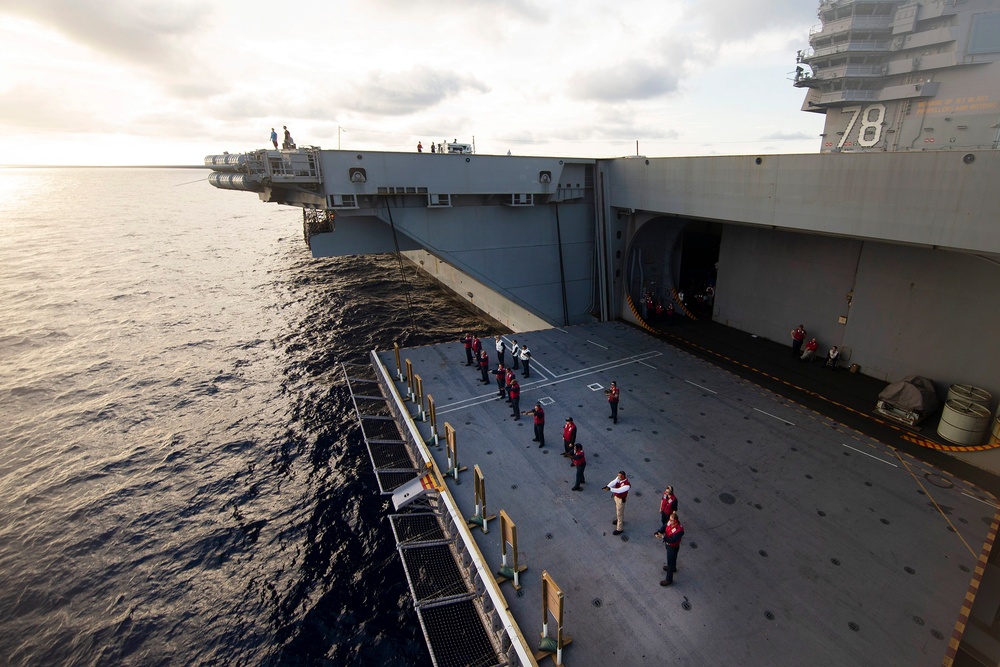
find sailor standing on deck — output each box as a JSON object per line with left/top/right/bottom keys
{"left": 570, "top": 443, "right": 586, "bottom": 491}
{"left": 524, "top": 402, "right": 545, "bottom": 447}
{"left": 510, "top": 340, "right": 520, "bottom": 370}
{"left": 270, "top": 128, "right": 278, "bottom": 150}
{"left": 479, "top": 349, "right": 490, "bottom": 384}
{"left": 508, "top": 378, "right": 521, "bottom": 419}
{"left": 471, "top": 336, "right": 482, "bottom": 370}
{"left": 659, "top": 486, "right": 678, "bottom": 526}
{"left": 562, "top": 417, "right": 577, "bottom": 457}
{"left": 655, "top": 512, "right": 685, "bottom": 586}
{"left": 603, "top": 471, "right": 631, "bottom": 535}
{"left": 462, "top": 333, "right": 473, "bottom": 366}
{"left": 606, "top": 381, "right": 620, "bottom": 424}
{"left": 520, "top": 344, "right": 531, "bottom": 378}
{"left": 504, "top": 367, "right": 516, "bottom": 402}
{"left": 495, "top": 335, "right": 506, "bottom": 367}
{"left": 492, "top": 363, "right": 507, "bottom": 398}
{"left": 790, "top": 325, "right": 806, "bottom": 357}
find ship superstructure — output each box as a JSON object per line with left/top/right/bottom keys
{"left": 796, "top": 0, "right": 1000, "bottom": 152}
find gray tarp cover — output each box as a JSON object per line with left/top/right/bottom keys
{"left": 878, "top": 375, "right": 940, "bottom": 413}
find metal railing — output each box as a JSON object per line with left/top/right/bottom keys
{"left": 366, "top": 352, "right": 537, "bottom": 667}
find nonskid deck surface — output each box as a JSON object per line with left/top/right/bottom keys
{"left": 378, "top": 322, "right": 997, "bottom": 665}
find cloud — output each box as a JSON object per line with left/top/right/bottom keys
{"left": 339, "top": 67, "right": 491, "bottom": 116}
{"left": 372, "top": 0, "right": 549, "bottom": 21}
{"left": 0, "top": 83, "right": 103, "bottom": 132}
{"left": 685, "top": 0, "right": 814, "bottom": 42}
{"left": 1, "top": 0, "right": 209, "bottom": 72}
{"left": 568, "top": 60, "right": 682, "bottom": 102}
{"left": 758, "top": 130, "right": 814, "bottom": 141}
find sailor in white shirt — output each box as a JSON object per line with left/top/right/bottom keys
{"left": 510, "top": 340, "right": 520, "bottom": 370}
{"left": 519, "top": 344, "right": 531, "bottom": 378}
{"left": 495, "top": 335, "right": 505, "bottom": 367}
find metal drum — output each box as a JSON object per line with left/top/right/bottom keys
{"left": 937, "top": 399, "right": 992, "bottom": 446}
{"left": 946, "top": 384, "right": 992, "bottom": 409}
{"left": 990, "top": 414, "right": 1000, "bottom": 447}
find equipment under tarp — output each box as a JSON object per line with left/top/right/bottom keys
{"left": 876, "top": 375, "right": 940, "bottom": 426}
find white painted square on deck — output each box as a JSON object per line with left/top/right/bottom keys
{"left": 539, "top": 397, "right": 555, "bottom": 406}
{"left": 588, "top": 383, "right": 604, "bottom": 391}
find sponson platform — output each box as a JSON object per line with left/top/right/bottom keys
{"left": 376, "top": 321, "right": 997, "bottom": 666}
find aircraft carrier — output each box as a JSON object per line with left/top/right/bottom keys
{"left": 205, "top": 1, "right": 1000, "bottom": 663}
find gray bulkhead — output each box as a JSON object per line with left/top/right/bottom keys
{"left": 607, "top": 150, "right": 1000, "bottom": 408}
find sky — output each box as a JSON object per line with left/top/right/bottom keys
{"left": 0, "top": 0, "right": 827, "bottom": 166}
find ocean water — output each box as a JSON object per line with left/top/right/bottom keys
{"left": 0, "top": 168, "right": 494, "bottom": 666}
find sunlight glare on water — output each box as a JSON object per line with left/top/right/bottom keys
{"left": 0, "top": 167, "right": 495, "bottom": 666}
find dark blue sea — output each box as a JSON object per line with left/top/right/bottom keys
{"left": 0, "top": 168, "right": 494, "bottom": 666}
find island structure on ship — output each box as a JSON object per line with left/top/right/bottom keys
{"left": 206, "top": 0, "right": 999, "bottom": 431}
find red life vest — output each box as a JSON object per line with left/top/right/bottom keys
{"left": 533, "top": 406, "right": 545, "bottom": 425}
{"left": 660, "top": 493, "right": 677, "bottom": 515}
{"left": 563, "top": 422, "right": 577, "bottom": 443}
{"left": 508, "top": 381, "right": 520, "bottom": 399}
{"left": 663, "top": 521, "right": 684, "bottom": 547}
{"left": 608, "top": 386, "right": 620, "bottom": 403}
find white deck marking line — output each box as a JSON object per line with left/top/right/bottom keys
{"left": 753, "top": 408, "right": 795, "bottom": 426}
{"left": 546, "top": 351, "right": 661, "bottom": 379}
{"left": 587, "top": 340, "right": 609, "bottom": 349}
{"left": 684, "top": 380, "right": 717, "bottom": 395}
{"left": 841, "top": 443, "right": 898, "bottom": 467}
{"left": 437, "top": 353, "right": 662, "bottom": 414}
{"left": 637, "top": 361, "right": 656, "bottom": 369}
{"left": 529, "top": 350, "right": 660, "bottom": 382}
{"left": 435, "top": 351, "right": 660, "bottom": 410}
{"left": 962, "top": 492, "right": 1000, "bottom": 509}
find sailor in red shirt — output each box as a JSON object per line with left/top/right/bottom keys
{"left": 790, "top": 324, "right": 806, "bottom": 357}
{"left": 507, "top": 378, "right": 521, "bottom": 419}
{"left": 478, "top": 349, "right": 490, "bottom": 384}
{"left": 603, "top": 471, "right": 630, "bottom": 535}
{"left": 655, "top": 512, "right": 685, "bottom": 586}
{"left": 562, "top": 417, "right": 577, "bottom": 457}
{"left": 471, "top": 336, "right": 483, "bottom": 368}
{"left": 504, "top": 367, "right": 516, "bottom": 403}
{"left": 659, "top": 485, "right": 678, "bottom": 525}
{"left": 570, "top": 443, "right": 586, "bottom": 491}
{"left": 606, "top": 381, "right": 620, "bottom": 424}
{"left": 492, "top": 363, "right": 507, "bottom": 398}
{"left": 462, "top": 333, "right": 473, "bottom": 366}
{"left": 800, "top": 337, "right": 819, "bottom": 363}
{"left": 523, "top": 402, "right": 545, "bottom": 448}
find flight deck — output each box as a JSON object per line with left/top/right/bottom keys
{"left": 373, "top": 321, "right": 997, "bottom": 666}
